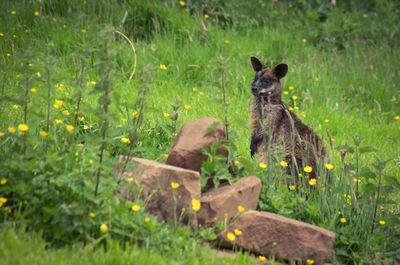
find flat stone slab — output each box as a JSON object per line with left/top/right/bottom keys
{"left": 217, "top": 210, "right": 335, "bottom": 263}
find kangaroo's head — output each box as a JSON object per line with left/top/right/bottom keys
{"left": 250, "top": 57, "right": 288, "bottom": 100}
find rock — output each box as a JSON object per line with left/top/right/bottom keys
{"left": 217, "top": 210, "right": 335, "bottom": 263}
{"left": 197, "top": 176, "right": 261, "bottom": 226}
{"left": 117, "top": 156, "right": 201, "bottom": 224}
{"left": 166, "top": 117, "right": 228, "bottom": 173}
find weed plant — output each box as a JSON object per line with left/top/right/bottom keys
{"left": 0, "top": 0, "right": 399, "bottom": 264}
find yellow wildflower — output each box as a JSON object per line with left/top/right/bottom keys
{"left": 300, "top": 111, "right": 306, "bottom": 118}
{"left": 132, "top": 111, "right": 140, "bottom": 117}
{"left": 199, "top": 91, "right": 204, "bottom": 96}
{"left": 163, "top": 112, "right": 170, "bottom": 118}
{"left": 127, "top": 177, "right": 134, "bottom": 182}
{"left": 315, "top": 77, "right": 319, "bottom": 82}
{"left": 325, "top": 163, "right": 334, "bottom": 170}
{"left": 1, "top": 178, "right": 7, "bottom": 185}
{"left": 78, "top": 116, "right": 85, "bottom": 121}
{"left": 280, "top": 160, "right": 288, "bottom": 168}
{"left": 81, "top": 29, "right": 86, "bottom": 33}
{"left": 340, "top": 217, "right": 346, "bottom": 223}
{"left": 192, "top": 87, "right": 197, "bottom": 92}
{"left": 0, "top": 197, "right": 7, "bottom": 207}
{"left": 65, "top": 125, "right": 74, "bottom": 131}
{"left": 289, "top": 85, "right": 294, "bottom": 90}
{"left": 54, "top": 99, "right": 63, "bottom": 109}
{"left": 63, "top": 24, "right": 67, "bottom": 28}
{"left": 225, "top": 40, "right": 229, "bottom": 44}
{"left": 306, "top": 259, "right": 315, "bottom": 264}
{"left": 394, "top": 116, "right": 399, "bottom": 120}
{"left": 30, "top": 88, "right": 37, "bottom": 93}
{"left": 0, "top": 33, "right": 4, "bottom": 37}
{"left": 18, "top": 124, "right": 29, "bottom": 133}
{"left": 171, "top": 182, "right": 180, "bottom": 189}
{"left": 40, "top": 131, "right": 48, "bottom": 137}
{"left": 0, "top": 132, "right": 4, "bottom": 137}
{"left": 259, "top": 256, "right": 266, "bottom": 261}
{"left": 309, "top": 179, "right": 317, "bottom": 186}
{"left": 91, "top": 81, "right": 96, "bottom": 85}
{"left": 234, "top": 229, "right": 242, "bottom": 236}
{"left": 100, "top": 224, "right": 108, "bottom": 233}
{"left": 145, "top": 217, "right": 150, "bottom": 222}
{"left": 292, "top": 95, "right": 298, "bottom": 100}
{"left": 304, "top": 166, "right": 312, "bottom": 173}
{"left": 302, "top": 39, "right": 307, "bottom": 43}
{"left": 237, "top": 205, "right": 245, "bottom": 213}
{"left": 53, "top": 18, "right": 56, "bottom": 22}
{"left": 13, "top": 105, "right": 19, "bottom": 109}
{"left": 353, "top": 178, "right": 361, "bottom": 183}
{"left": 283, "top": 91, "right": 289, "bottom": 95}
{"left": 185, "top": 104, "right": 191, "bottom": 109}
{"left": 379, "top": 220, "right": 385, "bottom": 225}
{"left": 121, "top": 118, "right": 127, "bottom": 123}
{"left": 131, "top": 204, "right": 141, "bottom": 212}
{"left": 191, "top": 199, "right": 201, "bottom": 211}
{"left": 89, "top": 212, "right": 96, "bottom": 218}
{"left": 7, "top": 53, "right": 11, "bottom": 57}
{"left": 55, "top": 119, "right": 63, "bottom": 125}
{"left": 8, "top": 127, "right": 16, "bottom": 133}
{"left": 234, "top": 160, "right": 240, "bottom": 165}
{"left": 204, "top": 14, "right": 209, "bottom": 19}
{"left": 259, "top": 162, "right": 267, "bottom": 169}
{"left": 89, "top": 159, "right": 93, "bottom": 164}
{"left": 34, "top": 11, "right": 39, "bottom": 16}
{"left": 289, "top": 185, "right": 296, "bottom": 191}
{"left": 121, "top": 137, "right": 131, "bottom": 144}
{"left": 289, "top": 107, "right": 293, "bottom": 111}
{"left": 294, "top": 106, "right": 299, "bottom": 110}
{"left": 163, "top": 154, "right": 169, "bottom": 157}
{"left": 324, "top": 119, "right": 329, "bottom": 123}
{"left": 81, "top": 98, "right": 87, "bottom": 103}
{"left": 62, "top": 110, "right": 70, "bottom": 116}
{"left": 11, "top": 11, "right": 16, "bottom": 15}
{"left": 179, "top": 1, "right": 185, "bottom": 6}
{"left": 227, "top": 232, "right": 236, "bottom": 241}
{"left": 160, "top": 64, "right": 167, "bottom": 70}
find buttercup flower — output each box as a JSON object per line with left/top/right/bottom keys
{"left": 309, "top": 179, "right": 317, "bottom": 186}
{"left": 65, "top": 125, "right": 74, "bottom": 131}
{"left": 54, "top": 99, "right": 63, "bottom": 109}
{"left": 302, "top": 39, "right": 307, "bottom": 43}
{"left": 226, "top": 232, "right": 236, "bottom": 241}
{"left": 259, "top": 162, "right": 267, "bottom": 169}
{"left": 89, "top": 212, "right": 96, "bottom": 218}
{"left": 171, "top": 182, "right": 180, "bottom": 189}
{"left": 62, "top": 110, "right": 70, "bottom": 116}
{"left": 324, "top": 119, "right": 329, "bottom": 123}
{"left": 304, "top": 166, "right": 312, "bottom": 173}
{"left": 81, "top": 29, "right": 86, "bottom": 33}
{"left": 34, "top": 11, "right": 39, "bottom": 16}
{"left": 259, "top": 256, "right": 266, "bottom": 261}
{"left": 237, "top": 205, "right": 245, "bottom": 213}
{"left": 160, "top": 64, "right": 167, "bottom": 70}
{"left": 292, "top": 95, "right": 298, "bottom": 100}
{"left": 340, "top": 217, "right": 347, "bottom": 223}
{"left": 18, "top": 124, "right": 29, "bottom": 133}
{"left": 179, "top": 1, "right": 185, "bottom": 6}
{"left": 1, "top": 178, "right": 7, "bottom": 185}
{"left": 121, "top": 137, "right": 130, "bottom": 144}
{"left": 0, "top": 132, "right": 4, "bottom": 137}
{"left": 306, "top": 259, "right": 314, "bottom": 264}
{"left": 55, "top": 119, "right": 63, "bottom": 124}
{"left": 30, "top": 88, "right": 37, "bottom": 93}
{"left": 185, "top": 104, "right": 191, "bottom": 109}
{"left": 100, "top": 224, "right": 108, "bottom": 233}
{"left": 204, "top": 14, "right": 209, "bottom": 19}
{"left": 280, "top": 160, "right": 288, "bottom": 168}
{"left": 163, "top": 112, "right": 170, "bottom": 118}
{"left": 234, "top": 229, "right": 242, "bottom": 236}
{"left": 289, "top": 185, "right": 296, "bottom": 191}
{"left": 289, "top": 85, "right": 294, "bottom": 90}
{"left": 192, "top": 199, "right": 201, "bottom": 211}
{"left": 325, "top": 163, "right": 334, "bottom": 170}
{"left": 192, "top": 87, "right": 197, "bottom": 92}
{"left": 13, "top": 105, "right": 19, "bottom": 109}
{"left": 8, "top": 127, "right": 16, "bottom": 133}
{"left": 132, "top": 204, "right": 141, "bottom": 212}
{"left": 379, "top": 220, "right": 385, "bottom": 225}
{"left": 91, "top": 81, "right": 96, "bottom": 85}
{"left": 145, "top": 217, "right": 150, "bottom": 222}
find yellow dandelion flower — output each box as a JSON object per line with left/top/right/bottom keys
{"left": 234, "top": 160, "right": 240, "bottom": 165}
{"left": 76, "top": 144, "right": 84, "bottom": 147}
{"left": 304, "top": 166, "right": 312, "bottom": 173}
{"left": 309, "top": 179, "right": 317, "bottom": 186}
{"left": 179, "top": 1, "right": 185, "bottom": 6}
{"left": 54, "top": 99, "right": 63, "bottom": 109}
{"left": 1, "top": 178, "right": 7, "bottom": 185}
{"left": 11, "top": 11, "right": 16, "bottom": 15}
{"left": 280, "top": 160, "right": 288, "bottom": 168}
{"left": 300, "top": 111, "right": 306, "bottom": 118}
{"left": 163, "top": 112, "right": 170, "bottom": 118}
{"left": 234, "top": 229, "right": 242, "bottom": 236}
{"left": 7, "top": 53, "right": 11, "bottom": 57}
{"left": 28, "top": 63, "right": 32, "bottom": 67}
{"left": 25, "top": 29, "right": 29, "bottom": 33}
{"left": 121, "top": 137, "right": 131, "bottom": 144}
{"left": 192, "top": 87, "right": 197, "bottom": 92}
{"left": 78, "top": 116, "right": 85, "bottom": 121}
{"left": 353, "top": 178, "right": 361, "bottom": 183}
{"left": 394, "top": 116, "right": 399, "bottom": 120}
{"left": 40, "top": 131, "right": 48, "bottom": 137}
{"left": 237, "top": 205, "right": 245, "bottom": 213}
{"left": 30, "top": 88, "right": 37, "bottom": 93}
{"left": 204, "top": 14, "right": 209, "bottom": 19}
{"left": 379, "top": 220, "right": 385, "bottom": 225}
{"left": 121, "top": 118, "right": 127, "bottom": 123}
{"left": 13, "top": 105, "right": 19, "bottom": 109}
{"left": 282, "top": 11, "right": 287, "bottom": 16}
{"left": 55, "top": 119, "right": 63, "bottom": 125}
{"left": 18, "top": 124, "right": 29, "bottom": 132}
{"left": 160, "top": 64, "right": 167, "bottom": 70}
{"left": 259, "top": 256, "right": 267, "bottom": 261}
{"left": 81, "top": 98, "right": 87, "bottom": 103}
{"left": 225, "top": 40, "right": 229, "bottom": 44}
{"left": 100, "top": 224, "right": 108, "bottom": 233}
{"left": 192, "top": 199, "right": 201, "bottom": 211}
{"left": 53, "top": 18, "right": 57, "bottom": 22}
{"left": 34, "top": 11, "right": 39, "bottom": 16}
{"left": 171, "top": 182, "right": 180, "bottom": 189}
{"left": 89, "top": 212, "right": 96, "bottom": 218}
{"left": 289, "top": 85, "right": 294, "bottom": 90}
{"left": 185, "top": 104, "right": 191, "bottom": 109}
{"left": 199, "top": 91, "right": 205, "bottom": 96}
{"left": 127, "top": 177, "right": 134, "bottom": 182}
{"left": 8, "top": 126, "right": 16, "bottom": 133}
{"left": 62, "top": 110, "right": 70, "bottom": 116}
{"left": 0, "top": 33, "right": 4, "bottom": 37}
{"left": 0, "top": 132, "right": 5, "bottom": 137}
{"left": 302, "top": 39, "right": 307, "bottom": 43}
{"left": 315, "top": 77, "right": 319, "bottom": 82}
{"left": 292, "top": 95, "right": 298, "bottom": 100}
{"left": 259, "top": 162, "right": 267, "bottom": 169}
{"left": 91, "top": 81, "right": 96, "bottom": 85}
{"left": 306, "top": 259, "right": 315, "bottom": 264}
{"left": 289, "top": 185, "right": 296, "bottom": 191}
{"left": 81, "top": 29, "right": 86, "bottom": 33}
{"left": 145, "top": 217, "right": 150, "bottom": 222}
{"left": 227, "top": 232, "right": 236, "bottom": 241}
{"left": 289, "top": 107, "right": 293, "bottom": 111}
{"left": 163, "top": 154, "right": 169, "bottom": 158}
{"left": 0, "top": 197, "right": 7, "bottom": 207}
{"left": 132, "top": 111, "right": 140, "bottom": 117}
{"left": 362, "top": 14, "right": 368, "bottom": 18}
{"left": 131, "top": 204, "right": 141, "bottom": 212}
{"left": 65, "top": 125, "right": 74, "bottom": 131}
{"left": 324, "top": 119, "right": 329, "bottom": 123}
{"left": 89, "top": 159, "right": 93, "bottom": 164}
{"left": 340, "top": 217, "right": 346, "bottom": 223}
{"left": 13, "top": 34, "right": 17, "bottom": 37}
{"left": 289, "top": 3, "right": 293, "bottom": 7}
{"left": 325, "top": 163, "right": 334, "bottom": 170}
{"left": 283, "top": 91, "right": 289, "bottom": 95}
{"left": 63, "top": 24, "right": 67, "bottom": 28}
{"left": 294, "top": 106, "right": 299, "bottom": 110}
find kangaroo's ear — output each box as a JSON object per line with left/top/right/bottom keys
{"left": 251, "top": 57, "right": 264, "bottom": 72}
{"left": 273, "top": 63, "right": 288, "bottom": 79}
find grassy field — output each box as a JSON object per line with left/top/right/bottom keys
{"left": 1, "top": 0, "right": 399, "bottom": 264}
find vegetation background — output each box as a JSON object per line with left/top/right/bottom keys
{"left": 0, "top": 0, "right": 399, "bottom": 264}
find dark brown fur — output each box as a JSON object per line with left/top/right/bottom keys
{"left": 249, "top": 57, "right": 324, "bottom": 180}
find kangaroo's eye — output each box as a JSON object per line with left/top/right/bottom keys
{"left": 261, "top": 78, "right": 273, "bottom": 87}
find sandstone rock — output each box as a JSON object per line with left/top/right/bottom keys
{"left": 118, "top": 156, "right": 201, "bottom": 224}
{"left": 166, "top": 117, "right": 228, "bottom": 173}
{"left": 217, "top": 210, "right": 335, "bottom": 263}
{"left": 197, "top": 176, "right": 261, "bottom": 226}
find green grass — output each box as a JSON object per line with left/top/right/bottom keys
{"left": 0, "top": 0, "right": 399, "bottom": 264}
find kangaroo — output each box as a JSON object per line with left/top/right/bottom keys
{"left": 249, "top": 56, "right": 324, "bottom": 181}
